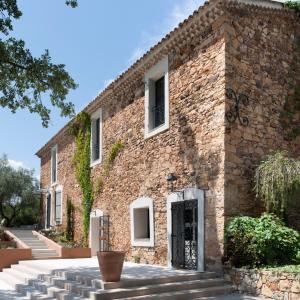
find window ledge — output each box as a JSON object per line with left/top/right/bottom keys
{"left": 144, "top": 123, "right": 169, "bottom": 139}
{"left": 132, "top": 238, "right": 154, "bottom": 247}
{"left": 90, "top": 159, "right": 102, "bottom": 168}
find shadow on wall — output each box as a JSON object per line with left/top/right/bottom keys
{"left": 177, "top": 112, "right": 223, "bottom": 271}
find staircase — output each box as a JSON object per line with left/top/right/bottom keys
{"left": 8, "top": 229, "right": 59, "bottom": 259}
{"left": 0, "top": 260, "right": 233, "bottom": 300}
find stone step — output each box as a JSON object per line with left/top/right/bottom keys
{"left": 117, "top": 285, "right": 234, "bottom": 300}
{"left": 0, "top": 277, "right": 15, "bottom": 290}
{"left": 2, "top": 268, "right": 37, "bottom": 283}
{"left": 0, "top": 271, "right": 24, "bottom": 288}
{"left": 23, "top": 241, "right": 47, "bottom": 245}
{"left": 98, "top": 272, "right": 218, "bottom": 290}
{"left": 12, "top": 263, "right": 52, "bottom": 276}
{"left": 90, "top": 278, "right": 227, "bottom": 300}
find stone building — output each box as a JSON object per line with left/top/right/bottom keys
{"left": 36, "top": 0, "right": 300, "bottom": 272}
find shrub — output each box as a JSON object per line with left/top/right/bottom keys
{"left": 254, "top": 151, "right": 300, "bottom": 220}
{"left": 225, "top": 214, "right": 300, "bottom": 267}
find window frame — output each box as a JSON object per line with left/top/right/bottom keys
{"left": 54, "top": 186, "right": 63, "bottom": 225}
{"left": 144, "top": 56, "right": 169, "bottom": 139}
{"left": 130, "top": 197, "right": 154, "bottom": 247}
{"left": 50, "top": 145, "right": 58, "bottom": 185}
{"left": 90, "top": 108, "right": 103, "bottom": 167}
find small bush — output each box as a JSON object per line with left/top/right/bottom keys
{"left": 225, "top": 214, "right": 300, "bottom": 267}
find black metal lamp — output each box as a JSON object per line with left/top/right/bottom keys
{"left": 167, "top": 173, "right": 177, "bottom": 192}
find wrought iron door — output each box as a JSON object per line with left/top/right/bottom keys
{"left": 171, "top": 199, "right": 198, "bottom": 270}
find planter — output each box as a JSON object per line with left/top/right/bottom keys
{"left": 0, "top": 248, "right": 32, "bottom": 271}
{"left": 61, "top": 247, "right": 91, "bottom": 258}
{"left": 97, "top": 251, "right": 125, "bottom": 282}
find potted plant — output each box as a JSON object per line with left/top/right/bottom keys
{"left": 97, "top": 250, "right": 126, "bottom": 282}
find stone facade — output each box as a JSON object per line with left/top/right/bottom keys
{"left": 36, "top": 0, "right": 300, "bottom": 272}
{"left": 224, "top": 1, "right": 300, "bottom": 229}
{"left": 225, "top": 267, "right": 300, "bottom": 300}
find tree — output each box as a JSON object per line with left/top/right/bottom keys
{"left": 0, "top": 0, "right": 78, "bottom": 127}
{"left": 254, "top": 151, "right": 300, "bottom": 220}
{"left": 0, "top": 155, "right": 40, "bottom": 226}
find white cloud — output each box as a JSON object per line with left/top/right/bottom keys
{"left": 8, "top": 159, "right": 28, "bottom": 170}
{"left": 128, "top": 0, "right": 204, "bottom": 65}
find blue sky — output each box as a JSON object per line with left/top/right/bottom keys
{"left": 0, "top": 0, "right": 204, "bottom": 178}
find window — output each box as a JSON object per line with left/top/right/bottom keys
{"left": 55, "top": 189, "right": 62, "bottom": 224}
{"left": 51, "top": 145, "right": 57, "bottom": 184}
{"left": 145, "top": 57, "right": 169, "bottom": 139}
{"left": 91, "top": 108, "right": 102, "bottom": 166}
{"left": 130, "top": 197, "right": 154, "bottom": 247}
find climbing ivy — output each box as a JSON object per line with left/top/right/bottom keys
{"left": 69, "top": 112, "right": 93, "bottom": 246}
{"left": 94, "top": 141, "right": 124, "bottom": 196}
{"left": 103, "top": 141, "right": 124, "bottom": 175}
{"left": 66, "top": 196, "right": 75, "bottom": 242}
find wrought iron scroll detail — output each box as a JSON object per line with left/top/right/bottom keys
{"left": 225, "top": 88, "right": 249, "bottom": 126}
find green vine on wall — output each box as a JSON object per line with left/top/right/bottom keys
{"left": 280, "top": 1, "right": 300, "bottom": 140}
{"left": 66, "top": 196, "right": 75, "bottom": 242}
{"left": 94, "top": 141, "right": 124, "bottom": 197}
{"left": 69, "top": 112, "right": 93, "bottom": 246}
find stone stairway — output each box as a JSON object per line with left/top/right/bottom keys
{"left": 0, "top": 259, "right": 233, "bottom": 300}
{"left": 8, "top": 229, "right": 59, "bottom": 259}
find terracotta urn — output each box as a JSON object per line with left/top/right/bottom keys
{"left": 97, "top": 251, "right": 125, "bottom": 282}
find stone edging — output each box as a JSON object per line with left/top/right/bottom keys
{"left": 224, "top": 267, "right": 300, "bottom": 300}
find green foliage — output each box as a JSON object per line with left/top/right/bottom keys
{"left": 65, "top": 0, "right": 78, "bottom": 8}
{"left": 94, "top": 177, "right": 104, "bottom": 197}
{"left": 103, "top": 141, "right": 124, "bottom": 175}
{"left": 94, "top": 141, "right": 124, "bottom": 198}
{"left": 70, "top": 112, "right": 92, "bottom": 246}
{"left": 66, "top": 196, "right": 75, "bottom": 242}
{"left": 0, "top": 154, "right": 40, "bottom": 226}
{"left": 225, "top": 214, "right": 300, "bottom": 267}
{"left": 285, "top": 1, "right": 300, "bottom": 15}
{"left": 262, "top": 264, "right": 300, "bottom": 273}
{"left": 40, "top": 229, "right": 84, "bottom": 248}
{"left": 254, "top": 151, "right": 300, "bottom": 219}
{"left": 0, "top": 0, "right": 78, "bottom": 127}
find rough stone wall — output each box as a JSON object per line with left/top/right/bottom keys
{"left": 223, "top": 5, "right": 300, "bottom": 229}
{"left": 39, "top": 22, "right": 226, "bottom": 271}
{"left": 225, "top": 267, "right": 300, "bottom": 300}
{"left": 38, "top": 3, "right": 300, "bottom": 273}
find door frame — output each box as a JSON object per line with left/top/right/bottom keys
{"left": 167, "top": 188, "right": 204, "bottom": 272}
{"left": 89, "top": 209, "right": 103, "bottom": 256}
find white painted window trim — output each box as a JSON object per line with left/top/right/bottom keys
{"left": 130, "top": 197, "right": 154, "bottom": 247}
{"left": 89, "top": 209, "right": 104, "bottom": 256}
{"left": 90, "top": 108, "right": 103, "bottom": 167}
{"left": 50, "top": 145, "right": 58, "bottom": 186}
{"left": 166, "top": 188, "right": 205, "bottom": 272}
{"left": 144, "top": 56, "right": 169, "bottom": 139}
{"left": 54, "top": 185, "right": 63, "bottom": 225}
